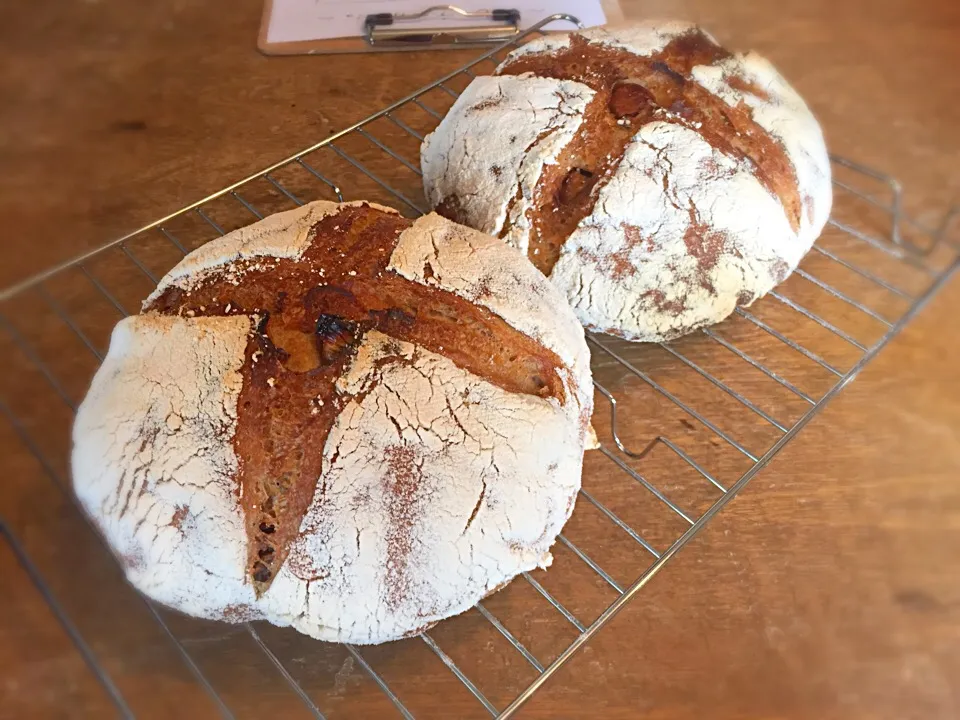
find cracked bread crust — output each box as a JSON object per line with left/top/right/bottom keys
{"left": 72, "top": 201, "right": 593, "bottom": 644}
{"left": 421, "top": 21, "right": 831, "bottom": 342}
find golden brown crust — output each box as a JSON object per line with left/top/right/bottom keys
{"left": 145, "top": 204, "right": 567, "bottom": 594}
{"left": 494, "top": 30, "right": 802, "bottom": 276}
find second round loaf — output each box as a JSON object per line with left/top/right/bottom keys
{"left": 421, "top": 22, "right": 832, "bottom": 342}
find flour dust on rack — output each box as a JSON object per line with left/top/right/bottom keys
{"left": 1, "top": 15, "right": 958, "bottom": 720}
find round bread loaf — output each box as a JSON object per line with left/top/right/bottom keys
{"left": 71, "top": 201, "right": 593, "bottom": 644}
{"left": 421, "top": 21, "right": 832, "bottom": 341}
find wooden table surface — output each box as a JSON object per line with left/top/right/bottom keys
{"left": 2, "top": 1, "right": 959, "bottom": 718}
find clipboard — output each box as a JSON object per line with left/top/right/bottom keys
{"left": 258, "top": 1, "right": 624, "bottom": 56}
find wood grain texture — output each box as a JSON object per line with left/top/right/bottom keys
{"left": 1, "top": 0, "right": 958, "bottom": 718}
{"left": 520, "top": 269, "right": 960, "bottom": 720}
{"left": 0, "top": 534, "right": 119, "bottom": 720}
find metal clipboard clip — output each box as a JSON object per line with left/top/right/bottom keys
{"left": 364, "top": 5, "right": 521, "bottom": 46}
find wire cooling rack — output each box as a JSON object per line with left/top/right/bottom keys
{"left": 2, "top": 15, "right": 958, "bottom": 720}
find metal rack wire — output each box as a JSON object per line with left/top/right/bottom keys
{"left": 1, "top": 15, "right": 958, "bottom": 720}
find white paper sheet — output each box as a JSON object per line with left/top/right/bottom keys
{"left": 265, "top": 0, "right": 607, "bottom": 45}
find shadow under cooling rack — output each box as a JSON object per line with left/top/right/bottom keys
{"left": 2, "top": 15, "right": 959, "bottom": 720}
